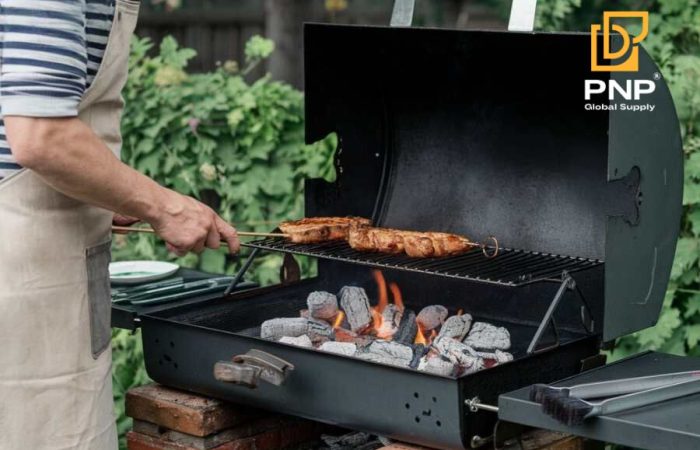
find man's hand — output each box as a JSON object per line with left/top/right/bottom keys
{"left": 151, "top": 192, "right": 240, "bottom": 256}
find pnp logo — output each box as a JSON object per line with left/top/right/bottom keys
{"left": 590, "top": 11, "right": 649, "bottom": 72}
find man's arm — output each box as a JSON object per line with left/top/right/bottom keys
{"left": 5, "top": 116, "right": 240, "bottom": 255}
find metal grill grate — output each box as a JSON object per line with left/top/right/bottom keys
{"left": 243, "top": 238, "right": 603, "bottom": 287}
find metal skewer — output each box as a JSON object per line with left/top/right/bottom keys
{"left": 111, "top": 225, "right": 288, "bottom": 239}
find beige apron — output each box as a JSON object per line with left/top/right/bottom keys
{"left": 0, "top": 1, "right": 139, "bottom": 448}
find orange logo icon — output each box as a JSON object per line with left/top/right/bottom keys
{"left": 591, "top": 11, "right": 649, "bottom": 72}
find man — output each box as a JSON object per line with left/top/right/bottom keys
{"left": 0, "top": 1, "right": 239, "bottom": 448}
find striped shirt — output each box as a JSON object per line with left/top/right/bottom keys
{"left": 0, "top": 0, "right": 115, "bottom": 179}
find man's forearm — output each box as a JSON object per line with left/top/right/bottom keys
{"left": 4, "top": 116, "right": 173, "bottom": 223}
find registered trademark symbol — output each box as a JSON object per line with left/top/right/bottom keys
{"left": 653, "top": 72, "right": 662, "bottom": 80}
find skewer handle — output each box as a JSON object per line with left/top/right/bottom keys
{"left": 111, "top": 226, "right": 287, "bottom": 239}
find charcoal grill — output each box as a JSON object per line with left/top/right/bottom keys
{"left": 115, "top": 2, "right": 689, "bottom": 448}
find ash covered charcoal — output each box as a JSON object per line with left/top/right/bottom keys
{"left": 299, "top": 309, "right": 309, "bottom": 319}
{"left": 339, "top": 286, "right": 373, "bottom": 332}
{"left": 409, "top": 343, "right": 429, "bottom": 369}
{"left": 319, "top": 341, "right": 357, "bottom": 356}
{"left": 417, "top": 305, "right": 448, "bottom": 331}
{"left": 393, "top": 309, "right": 418, "bottom": 345}
{"left": 382, "top": 303, "right": 403, "bottom": 328}
{"left": 418, "top": 356, "right": 457, "bottom": 376}
{"left": 260, "top": 317, "right": 332, "bottom": 341}
{"left": 438, "top": 314, "right": 473, "bottom": 340}
{"left": 432, "top": 335, "right": 481, "bottom": 368}
{"left": 261, "top": 318, "right": 309, "bottom": 340}
{"left": 307, "top": 291, "right": 339, "bottom": 321}
{"left": 477, "top": 349, "right": 514, "bottom": 367}
{"left": 307, "top": 318, "right": 334, "bottom": 338}
{"left": 464, "top": 322, "right": 511, "bottom": 350}
{"left": 356, "top": 340, "right": 413, "bottom": 368}
{"left": 278, "top": 335, "right": 313, "bottom": 348}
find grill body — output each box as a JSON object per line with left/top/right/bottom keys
{"left": 136, "top": 24, "right": 682, "bottom": 450}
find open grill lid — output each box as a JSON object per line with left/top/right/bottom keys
{"left": 301, "top": 23, "right": 683, "bottom": 342}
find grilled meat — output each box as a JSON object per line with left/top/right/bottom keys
{"left": 348, "top": 227, "right": 474, "bottom": 258}
{"left": 348, "top": 226, "right": 404, "bottom": 254}
{"left": 403, "top": 231, "right": 474, "bottom": 258}
{"left": 279, "top": 217, "right": 371, "bottom": 244}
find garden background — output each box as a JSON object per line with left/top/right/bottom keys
{"left": 111, "top": 0, "right": 700, "bottom": 447}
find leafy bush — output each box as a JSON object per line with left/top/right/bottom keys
{"left": 111, "top": 35, "right": 336, "bottom": 448}
{"left": 537, "top": 0, "right": 700, "bottom": 357}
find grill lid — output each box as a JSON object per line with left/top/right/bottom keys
{"left": 303, "top": 24, "right": 682, "bottom": 341}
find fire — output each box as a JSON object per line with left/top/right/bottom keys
{"left": 415, "top": 324, "right": 427, "bottom": 345}
{"left": 372, "top": 270, "right": 388, "bottom": 313}
{"left": 332, "top": 311, "right": 345, "bottom": 329}
{"left": 414, "top": 324, "right": 437, "bottom": 346}
{"left": 371, "top": 307, "right": 383, "bottom": 330}
{"left": 389, "top": 282, "right": 404, "bottom": 311}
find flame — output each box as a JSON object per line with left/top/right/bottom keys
{"left": 372, "top": 270, "right": 388, "bottom": 313}
{"left": 332, "top": 311, "right": 345, "bottom": 329}
{"left": 415, "top": 324, "right": 427, "bottom": 345}
{"left": 371, "top": 307, "right": 383, "bottom": 330}
{"left": 414, "top": 324, "right": 437, "bottom": 346}
{"left": 389, "top": 282, "right": 404, "bottom": 312}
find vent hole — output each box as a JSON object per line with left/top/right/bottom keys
{"left": 413, "top": 392, "right": 419, "bottom": 399}
{"left": 155, "top": 338, "right": 160, "bottom": 344}
{"left": 163, "top": 354, "right": 172, "bottom": 362}
{"left": 174, "top": 362, "right": 179, "bottom": 369}
{"left": 414, "top": 416, "right": 421, "bottom": 423}
{"left": 432, "top": 396, "right": 437, "bottom": 403}
{"left": 158, "top": 359, "right": 163, "bottom": 366}
{"left": 170, "top": 341, "right": 175, "bottom": 348}
{"left": 436, "top": 421, "right": 442, "bottom": 427}
{"left": 405, "top": 403, "right": 410, "bottom": 409}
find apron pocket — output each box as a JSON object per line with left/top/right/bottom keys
{"left": 86, "top": 241, "right": 112, "bottom": 359}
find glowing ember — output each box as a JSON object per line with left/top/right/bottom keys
{"left": 333, "top": 311, "right": 345, "bottom": 329}
{"left": 457, "top": 308, "right": 464, "bottom": 316}
{"left": 389, "top": 282, "right": 404, "bottom": 311}
{"left": 372, "top": 270, "right": 389, "bottom": 313}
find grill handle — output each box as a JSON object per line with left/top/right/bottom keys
{"left": 391, "top": 0, "right": 538, "bottom": 31}
{"left": 214, "top": 349, "right": 295, "bottom": 389}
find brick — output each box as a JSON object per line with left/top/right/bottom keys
{"left": 126, "top": 384, "right": 262, "bottom": 437}
{"left": 128, "top": 431, "right": 256, "bottom": 450}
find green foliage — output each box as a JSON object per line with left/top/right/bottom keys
{"left": 111, "top": 34, "right": 336, "bottom": 448}
{"left": 112, "top": 329, "right": 149, "bottom": 450}
{"left": 537, "top": 0, "right": 700, "bottom": 357}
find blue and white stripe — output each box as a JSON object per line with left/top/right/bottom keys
{"left": 0, "top": 0, "right": 115, "bottom": 179}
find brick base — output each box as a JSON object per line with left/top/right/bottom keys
{"left": 125, "top": 384, "right": 327, "bottom": 450}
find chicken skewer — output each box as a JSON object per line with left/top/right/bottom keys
{"left": 280, "top": 217, "right": 499, "bottom": 258}
{"left": 114, "top": 217, "right": 499, "bottom": 258}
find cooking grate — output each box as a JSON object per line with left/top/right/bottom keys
{"left": 243, "top": 238, "right": 603, "bottom": 287}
